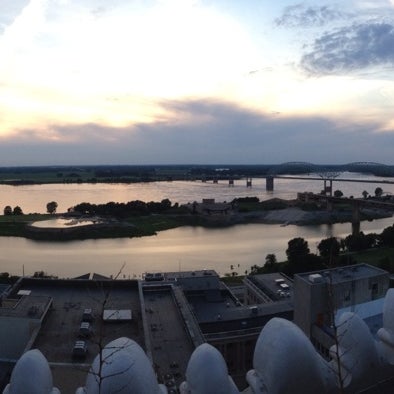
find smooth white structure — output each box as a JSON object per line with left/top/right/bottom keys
{"left": 3, "top": 349, "right": 60, "bottom": 394}
{"left": 179, "top": 343, "right": 239, "bottom": 394}
{"left": 246, "top": 318, "right": 335, "bottom": 394}
{"left": 377, "top": 288, "right": 394, "bottom": 364}
{"left": 75, "top": 337, "right": 167, "bottom": 394}
{"left": 330, "top": 312, "right": 380, "bottom": 390}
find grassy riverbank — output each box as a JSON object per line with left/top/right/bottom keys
{"left": 0, "top": 213, "right": 210, "bottom": 241}
{"left": 0, "top": 197, "right": 390, "bottom": 241}
{"left": 0, "top": 214, "right": 52, "bottom": 237}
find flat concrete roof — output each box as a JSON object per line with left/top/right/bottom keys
{"left": 189, "top": 292, "right": 293, "bottom": 325}
{"left": 16, "top": 279, "right": 144, "bottom": 393}
{"left": 163, "top": 270, "right": 218, "bottom": 280}
{"left": 246, "top": 273, "right": 293, "bottom": 301}
{"left": 143, "top": 287, "right": 195, "bottom": 389}
{"left": 296, "top": 263, "right": 389, "bottom": 285}
{"left": 0, "top": 294, "right": 51, "bottom": 320}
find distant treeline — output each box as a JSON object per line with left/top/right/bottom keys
{"left": 72, "top": 199, "right": 176, "bottom": 217}
{"left": 1, "top": 163, "right": 394, "bottom": 183}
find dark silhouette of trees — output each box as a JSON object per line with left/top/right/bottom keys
{"left": 265, "top": 253, "right": 277, "bottom": 265}
{"left": 334, "top": 190, "right": 343, "bottom": 198}
{"left": 380, "top": 225, "right": 394, "bottom": 247}
{"left": 46, "top": 201, "right": 58, "bottom": 214}
{"left": 285, "top": 237, "right": 319, "bottom": 275}
{"left": 286, "top": 237, "right": 310, "bottom": 265}
{"left": 318, "top": 237, "right": 340, "bottom": 260}
{"left": 344, "top": 232, "right": 379, "bottom": 251}
{"left": 12, "top": 206, "right": 23, "bottom": 215}
{"left": 3, "top": 206, "right": 12, "bottom": 216}
{"left": 375, "top": 187, "right": 383, "bottom": 197}
{"left": 72, "top": 199, "right": 174, "bottom": 218}
{"left": 264, "top": 254, "right": 278, "bottom": 272}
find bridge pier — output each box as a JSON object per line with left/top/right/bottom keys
{"left": 266, "top": 176, "right": 274, "bottom": 191}
{"left": 352, "top": 201, "right": 361, "bottom": 235}
{"left": 323, "top": 180, "right": 333, "bottom": 196}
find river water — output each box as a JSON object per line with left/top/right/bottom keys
{"left": 1, "top": 173, "right": 394, "bottom": 278}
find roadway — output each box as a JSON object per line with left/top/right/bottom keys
{"left": 275, "top": 176, "right": 394, "bottom": 185}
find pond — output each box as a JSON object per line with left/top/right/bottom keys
{"left": 31, "top": 218, "right": 102, "bottom": 228}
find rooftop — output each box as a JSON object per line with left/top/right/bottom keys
{"left": 143, "top": 287, "right": 196, "bottom": 388}
{"left": 0, "top": 293, "right": 51, "bottom": 320}
{"left": 296, "top": 263, "right": 388, "bottom": 285}
{"left": 163, "top": 269, "right": 218, "bottom": 280}
{"left": 4, "top": 278, "right": 143, "bottom": 393}
{"left": 245, "top": 272, "right": 293, "bottom": 301}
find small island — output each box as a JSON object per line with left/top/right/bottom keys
{"left": 0, "top": 194, "right": 392, "bottom": 241}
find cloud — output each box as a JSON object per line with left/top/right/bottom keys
{"left": 275, "top": 4, "right": 349, "bottom": 28}
{"left": 301, "top": 22, "right": 394, "bottom": 75}
{"left": 1, "top": 99, "right": 393, "bottom": 166}
{"left": 0, "top": 0, "right": 29, "bottom": 35}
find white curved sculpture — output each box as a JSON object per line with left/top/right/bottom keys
{"left": 246, "top": 317, "right": 334, "bottom": 394}
{"left": 75, "top": 337, "right": 167, "bottom": 394}
{"left": 3, "top": 349, "right": 60, "bottom": 394}
{"left": 377, "top": 288, "right": 394, "bottom": 364}
{"left": 330, "top": 312, "right": 380, "bottom": 389}
{"left": 179, "top": 343, "right": 239, "bottom": 394}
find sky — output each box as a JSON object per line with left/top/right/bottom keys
{"left": 1, "top": 0, "right": 394, "bottom": 165}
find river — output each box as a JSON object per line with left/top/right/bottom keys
{"left": 1, "top": 172, "right": 394, "bottom": 278}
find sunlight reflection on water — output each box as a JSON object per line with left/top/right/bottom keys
{"left": 0, "top": 174, "right": 393, "bottom": 278}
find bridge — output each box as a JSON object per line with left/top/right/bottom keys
{"left": 195, "top": 162, "right": 394, "bottom": 191}
{"left": 272, "top": 175, "right": 394, "bottom": 194}
{"left": 266, "top": 161, "right": 394, "bottom": 193}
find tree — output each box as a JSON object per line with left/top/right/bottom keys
{"left": 264, "top": 254, "right": 278, "bottom": 273}
{"left": 3, "top": 206, "right": 12, "bottom": 215}
{"left": 317, "top": 237, "right": 340, "bottom": 259}
{"left": 46, "top": 201, "right": 58, "bottom": 214}
{"left": 362, "top": 190, "right": 368, "bottom": 199}
{"left": 380, "top": 225, "right": 394, "bottom": 247}
{"left": 344, "top": 232, "right": 378, "bottom": 252}
{"left": 265, "top": 253, "right": 277, "bottom": 265}
{"left": 13, "top": 206, "right": 23, "bottom": 215}
{"left": 250, "top": 264, "right": 260, "bottom": 274}
{"left": 333, "top": 190, "right": 343, "bottom": 198}
{"left": 375, "top": 187, "right": 383, "bottom": 197}
{"left": 286, "top": 237, "right": 310, "bottom": 265}
{"left": 160, "top": 198, "right": 172, "bottom": 210}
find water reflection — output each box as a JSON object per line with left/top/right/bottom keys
{"left": 1, "top": 172, "right": 394, "bottom": 214}
{"left": 1, "top": 216, "right": 393, "bottom": 279}
{"left": 31, "top": 218, "right": 100, "bottom": 228}
{"left": 0, "top": 174, "right": 393, "bottom": 278}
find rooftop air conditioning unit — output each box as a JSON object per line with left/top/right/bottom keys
{"left": 308, "top": 273, "right": 323, "bottom": 283}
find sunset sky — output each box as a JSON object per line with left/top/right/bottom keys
{"left": 1, "top": 0, "right": 394, "bottom": 165}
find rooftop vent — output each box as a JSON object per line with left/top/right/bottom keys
{"left": 308, "top": 274, "right": 323, "bottom": 283}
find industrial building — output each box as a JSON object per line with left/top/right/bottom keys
{"left": 293, "top": 263, "right": 389, "bottom": 358}
{"left": 0, "top": 269, "right": 294, "bottom": 391}
{"left": 1, "top": 264, "right": 393, "bottom": 393}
